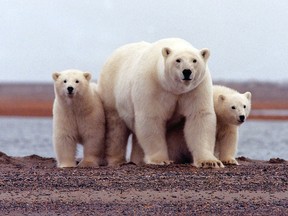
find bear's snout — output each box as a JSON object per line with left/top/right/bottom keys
{"left": 239, "top": 115, "right": 245, "bottom": 123}
{"left": 67, "top": 86, "right": 74, "bottom": 94}
{"left": 182, "top": 69, "right": 192, "bottom": 80}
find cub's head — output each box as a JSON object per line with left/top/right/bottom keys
{"left": 161, "top": 46, "right": 210, "bottom": 93}
{"left": 52, "top": 69, "right": 91, "bottom": 99}
{"left": 217, "top": 92, "right": 252, "bottom": 126}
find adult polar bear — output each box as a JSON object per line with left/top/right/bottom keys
{"left": 97, "top": 38, "right": 224, "bottom": 168}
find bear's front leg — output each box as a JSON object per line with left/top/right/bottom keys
{"left": 53, "top": 135, "right": 77, "bottom": 168}
{"left": 217, "top": 127, "right": 239, "bottom": 165}
{"left": 185, "top": 112, "right": 224, "bottom": 168}
{"left": 135, "top": 115, "right": 171, "bottom": 165}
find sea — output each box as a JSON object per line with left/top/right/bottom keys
{"left": 0, "top": 117, "right": 287, "bottom": 160}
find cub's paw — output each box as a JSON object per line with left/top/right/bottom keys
{"left": 108, "top": 160, "right": 126, "bottom": 167}
{"left": 145, "top": 159, "right": 173, "bottom": 165}
{"left": 57, "top": 162, "right": 77, "bottom": 168}
{"left": 107, "top": 157, "right": 126, "bottom": 167}
{"left": 78, "top": 160, "right": 100, "bottom": 168}
{"left": 195, "top": 159, "right": 224, "bottom": 168}
{"left": 221, "top": 158, "right": 239, "bottom": 166}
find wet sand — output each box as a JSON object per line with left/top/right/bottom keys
{"left": 0, "top": 152, "right": 287, "bottom": 215}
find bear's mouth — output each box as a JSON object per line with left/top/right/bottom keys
{"left": 67, "top": 92, "right": 74, "bottom": 98}
{"left": 182, "top": 77, "right": 193, "bottom": 86}
{"left": 237, "top": 120, "right": 244, "bottom": 124}
{"left": 182, "top": 77, "right": 192, "bottom": 81}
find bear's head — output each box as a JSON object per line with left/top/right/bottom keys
{"left": 161, "top": 46, "right": 210, "bottom": 94}
{"left": 217, "top": 92, "right": 252, "bottom": 126}
{"left": 52, "top": 69, "right": 91, "bottom": 99}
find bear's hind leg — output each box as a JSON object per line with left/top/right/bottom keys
{"left": 78, "top": 139, "right": 104, "bottom": 168}
{"left": 106, "top": 109, "right": 130, "bottom": 166}
{"left": 130, "top": 134, "right": 145, "bottom": 165}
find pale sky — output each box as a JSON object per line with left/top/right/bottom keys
{"left": 1, "top": 0, "right": 288, "bottom": 82}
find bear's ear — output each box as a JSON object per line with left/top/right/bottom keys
{"left": 218, "top": 95, "right": 225, "bottom": 102}
{"left": 162, "top": 47, "right": 172, "bottom": 58}
{"left": 83, "top": 72, "right": 92, "bottom": 81}
{"left": 244, "top": 91, "right": 252, "bottom": 101}
{"left": 52, "top": 72, "right": 60, "bottom": 81}
{"left": 200, "top": 48, "right": 210, "bottom": 62}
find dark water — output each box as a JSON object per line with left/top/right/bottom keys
{"left": 238, "top": 120, "right": 288, "bottom": 160}
{"left": 0, "top": 117, "right": 54, "bottom": 157}
{"left": 0, "top": 117, "right": 287, "bottom": 160}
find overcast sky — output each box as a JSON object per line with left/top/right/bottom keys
{"left": 1, "top": 0, "right": 288, "bottom": 83}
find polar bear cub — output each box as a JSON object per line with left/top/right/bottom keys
{"left": 98, "top": 38, "right": 223, "bottom": 168}
{"left": 166, "top": 85, "right": 252, "bottom": 165}
{"left": 213, "top": 85, "right": 251, "bottom": 165}
{"left": 52, "top": 69, "right": 105, "bottom": 168}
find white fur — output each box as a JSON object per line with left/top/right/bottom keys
{"left": 166, "top": 85, "right": 252, "bottom": 165}
{"left": 213, "top": 85, "right": 251, "bottom": 165}
{"left": 52, "top": 69, "right": 105, "bottom": 168}
{"left": 98, "top": 38, "right": 222, "bottom": 168}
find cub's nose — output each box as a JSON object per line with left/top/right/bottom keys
{"left": 239, "top": 115, "right": 245, "bottom": 122}
{"left": 182, "top": 69, "right": 192, "bottom": 80}
{"left": 67, "top": 86, "right": 74, "bottom": 94}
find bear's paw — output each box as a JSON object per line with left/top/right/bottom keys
{"left": 107, "top": 157, "right": 127, "bottom": 167}
{"left": 58, "top": 162, "right": 77, "bottom": 168}
{"left": 78, "top": 159, "right": 100, "bottom": 168}
{"left": 221, "top": 158, "right": 239, "bottom": 166}
{"left": 196, "top": 159, "right": 224, "bottom": 169}
{"left": 145, "top": 158, "right": 174, "bottom": 165}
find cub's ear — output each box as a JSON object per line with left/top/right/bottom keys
{"left": 218, "top": 95, "right": 225, "bottom": 102}
{"left": 244, "top": 91, "right": 252, "bottom": 101}
{"left": 83, "top": 72, "right": 92, "bottom": 81}
{"left": 162, "top": 47, "right": 172, "bottom": 58}
{"left": 200, "top": 48, "right": 210, "bottom": 62}
{"left": 52, "top": 72, "right": 60, "bottom": 81}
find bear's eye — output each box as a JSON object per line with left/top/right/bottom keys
{"left": 63, "top": 80, "right": 67, "bottom": 83}
{"left": 231, "top": 106, "right": 236, "bottom": 110}
{"left": 244, "top": 105, "right": 246, "bottom": 108}
{"left": 176, "top": 59, "right": 181, "bottom": 63}
{"left": 75, "top": 80, "right": 79, "bottom": 83}
{"left": 192, "top": 59, "right": 197, "bottom": 63}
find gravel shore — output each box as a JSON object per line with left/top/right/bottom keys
{"left": 0, "top": 152, "right": 287, "bottom": 215}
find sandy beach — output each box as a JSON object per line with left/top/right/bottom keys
{"left": 0, "top": 152, "right": 287, "bottom": 215}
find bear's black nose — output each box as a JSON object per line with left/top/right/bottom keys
{"left": 239, "top": 115, "right": 245, "bottom": 122}
{"left": 182, "top": 69, "right": 192, "bottom": 80}
{"left": 67, "top": 86, "right": 74, "bottom": 94}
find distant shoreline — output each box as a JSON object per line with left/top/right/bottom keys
{"left": 1, "top": 81, "right": 288, "bottom": 119}
{"left": 1, "top": 99, "right": 288, "bottom": 120}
